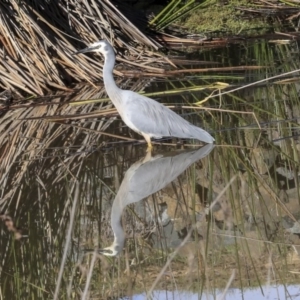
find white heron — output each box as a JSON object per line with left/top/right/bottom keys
{"left": 73, "top": 40, "right": 215, "bottom": 151}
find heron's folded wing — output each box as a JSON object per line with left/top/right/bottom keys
{"left": 123, "top": 91, "right": 191, "bottom": 138}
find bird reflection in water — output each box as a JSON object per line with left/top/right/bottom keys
{"left": 95, "top": 144, "right": 214, "bottom": 256}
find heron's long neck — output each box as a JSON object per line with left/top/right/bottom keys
{"left": 103, "top": 52, "right": 122, "bottom": 108}
{"left": 111, "top": 196, "right": 125, "bottom": 248}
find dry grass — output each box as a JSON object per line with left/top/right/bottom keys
{"left": 0, "top": 0, "right": 165, "bottom": 95}
{"left": 2, "top": 0, "right": 300, "bottom": 96}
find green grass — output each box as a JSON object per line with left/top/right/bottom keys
{"left": 177, "top": 0, "right": 269, "bottom": 35}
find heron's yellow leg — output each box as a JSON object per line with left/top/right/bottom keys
{"left": 142, "top": 134, "right": 153, "bottom": 152}
{"left": 147, "top": 143, "right": 153, "bottom": 153}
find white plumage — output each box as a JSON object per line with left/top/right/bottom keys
{"left": 74, "top": 40, "right": 215, "bottom": 150}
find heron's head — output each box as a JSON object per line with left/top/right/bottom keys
{"left": 99, "top": 243, "right": 122, "bottom": 257}
{"left": 73, "top": 40, "right": 112, "bottom": 56}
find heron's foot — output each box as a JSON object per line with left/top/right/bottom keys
{"left": 142, "top": 134, "right": 153, "bottom": 153}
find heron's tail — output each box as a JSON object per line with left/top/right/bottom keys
{"left": 192, "top": 126, "right": 215, "bottom": 144}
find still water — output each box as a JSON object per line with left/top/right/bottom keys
{"left": 0, "top": 40, "right": 300, "bottom": 299}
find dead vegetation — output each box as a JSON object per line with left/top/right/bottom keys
{"left": 0, "top": 0, "right": 164, "bottom": 96}
{"left": 1, "top": 1, "right": 300, "bottom": 95}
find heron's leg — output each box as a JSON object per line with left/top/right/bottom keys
{"left": 142, "top": 133, "right": 153, "bottom": 152}
{"left": 146, "top": 143, "right": 153, "bottom": 153}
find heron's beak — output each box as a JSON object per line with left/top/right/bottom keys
{"left": 83, "top": 247, "right": 117, "bottom": 257}
{"left": 98, "top": 246, "right": 119, "bottom": 257}
{"left": 72, "top": 45, "right": 97, "bottom": 56}
{"left": 98, "top": 248, "right": 115, "bottom": 256}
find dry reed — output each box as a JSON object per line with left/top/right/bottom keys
{"left": 0, "top": 0, "right": 164, "bottom": 95}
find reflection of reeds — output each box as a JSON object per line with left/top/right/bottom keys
{"left": 0, "top": 213, "right": 22, "bottom": 240}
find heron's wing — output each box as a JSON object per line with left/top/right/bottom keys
{"left": 122, "top": 91, "right": 192, "bottom": 138}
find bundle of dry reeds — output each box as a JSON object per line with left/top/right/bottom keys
{"left": 0, "top": 0, "right": 165, "bottom": 96}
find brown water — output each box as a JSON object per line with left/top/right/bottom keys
{"left": 1, "top": 40, "right": 300, "bottom": 299}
